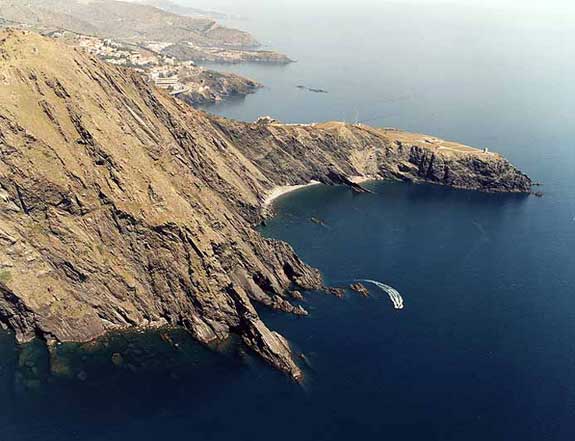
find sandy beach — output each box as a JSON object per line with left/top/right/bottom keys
{"left": 263, "top": 180, "right": 322, "bottom": 207}
{"left": 263, "top": 176, "right": 378, "bottom": 208}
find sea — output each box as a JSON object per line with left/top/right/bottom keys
{"left": 1, "top": 1, "right": 574, "bottom": 440}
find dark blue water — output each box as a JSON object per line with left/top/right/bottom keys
{"left": 2, "top": 1, "right": 575, "bottom": 440}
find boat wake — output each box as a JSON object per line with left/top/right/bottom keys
{"left": 358, "top": 279, "right": 405, "bottom": 309}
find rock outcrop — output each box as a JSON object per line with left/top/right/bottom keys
{"left": 176, "top": 67, "right": 262, "bottom": 106}
{"left": 0, "top": 31, "right": 532, "bottom": 379}
{"left": 350, "top": 283, "right": 370, "bottom": 297}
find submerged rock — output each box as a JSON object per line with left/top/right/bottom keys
{"left": 111, "top": 353, "right": 124, "bottom": 367}
{"left": 326, "top": 288, "right": 346, "bottom": 298}
{"left": 296, "top": 85, "right": 328, "bottom": 93}
{"left": 350, "top": 283, "right": 370, "bottom": 297}
{"left": 310, "top": 217, "right": 327, "bottom": 226}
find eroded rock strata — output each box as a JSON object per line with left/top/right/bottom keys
{"left": 0, "top": 31, "right": 532, "bottom": 379}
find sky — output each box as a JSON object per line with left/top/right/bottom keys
{"left": 121, "top": 0, "right": 575, "bottom": 17}
{"left": 179, "top": 0, "right": 575, "bottom": 18}
{"left": 183, "top": 0, "right": 573, "bottom": 9}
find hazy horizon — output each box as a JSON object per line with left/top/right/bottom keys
{"left": 178, "top": 0, "right": 575, "bottom": 14}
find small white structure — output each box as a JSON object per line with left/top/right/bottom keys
{"left": 255, "top": 116, "right": 277, "bottom": 125}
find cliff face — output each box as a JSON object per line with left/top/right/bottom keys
{"left": 214, "top": 120, "right": 532, "bottom": 199}
{"left": 0, "top": 31, "right": 532, "bottom": 379}
{"left": 0, "top": 30, "right": 319, "bottom": 379}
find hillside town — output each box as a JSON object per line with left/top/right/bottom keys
{"left": 48, "top": 31, "right": 260, "bottom": 105}
{"left": 59, "top": 32, "right": 193, "bottom": 95}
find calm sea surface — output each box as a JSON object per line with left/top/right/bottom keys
{"left": 2, "top": 2, "right": 574, "bottom": 440}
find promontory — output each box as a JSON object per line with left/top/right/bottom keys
{"left": 0, "top": 31, "right": 532, "bottom": 379}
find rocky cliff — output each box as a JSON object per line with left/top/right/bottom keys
{"left": 175, "top": 66, "right": 262, "bottom": 106}
{"left": 215, "top": 119, "right": 532, "bottom": 201}
{"left": 0, "top": 31, "right": 532, "bottom": 379}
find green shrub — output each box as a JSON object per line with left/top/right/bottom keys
{"left": 0, "top": 270, "right": 12, "bottom": 284}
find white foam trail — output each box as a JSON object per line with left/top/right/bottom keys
{"left": 358, "top": 279, "right": 405, "bottom": 310}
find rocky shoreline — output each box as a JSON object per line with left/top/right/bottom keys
{"left": 0, "top": 31, "right": 532, "bottom": 380}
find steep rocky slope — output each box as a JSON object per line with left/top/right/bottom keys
{"left": 0, "top": 31, "right": 532, "bottom": 379}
